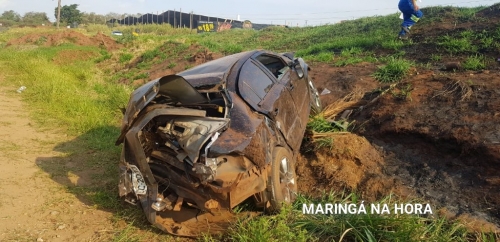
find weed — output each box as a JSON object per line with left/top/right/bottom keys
{"left": 167, "top": 62, "right": 177, "bottom": 69}
{"left": 222, "top": 43, "right": 243, "bottom": 54}
{"left": 494, "top": 26, "right": 500, "bottom": 39}
{"left": 116, "top": 33, "right": 135, "bottom": 44}
{"left": 307, "top": 115, "right": 345, "bottom": 133}
{"left": 95, "top": 49, "right": 112, "bottom": 63}
{"left": 340, "top": 47, "right": 363, "bottom": 57}
{"left": 313, "top": 137, "right": 334, "bottom": 151}
{"left": 381, "top": 39, "right": 406, "bottom": 50}
{"left": 430, "top": 54, "right": 442, "bottom": 61}
{"left": 438, "top": 35, "right": 476, "bottom": 54}
{"left": 459, "top": 30, "right": 475, "bottom": 39}
{"left": 314, "top": 52, "right": 333, "bottom": 62}
{"left": 142, "top": 48, "right": 160, "bottom": 61}
{"left": 294, "top": 192, "right": 472, "bottom": 242}
{"left": 334, "top": 57, "right": 364, "bottom": 66}
{"left": 111, "top": 223, "right": 142, "bottom": 242}
{"left": 158, "top": 52, "right": 168, "bottom": 61}
{"left": 133, "top": 72, "right": 149, "bottom": 80}
{"left": 480, "top": 37, "right": 494, "bottom": 49}
{"left": 119, "top": 52, "right": 133, "bottom": 63}
{"left": 34, "top": 36, "right": 47, "bottom": 45}
{"left": 372, "top": 57, "right": 412, "bottom": 83}
{"left": 456, "top": 7, "right": 481, "bottom": 22}
{"left": 226, "top": 206, "right": 311, "bottom": 242}
{"left": 462, "top": 54, "right": 485, "bottom": 70}
{"left": 200, "top": 39, "right": 221, "bottom": 52}
{"left": 391, "top": 83, "right": 413, "bottom": 101}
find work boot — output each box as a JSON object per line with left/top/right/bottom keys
{"left": 402, "top": 26, "right": 411, "bottom": 34}
{"left": 398, "top": 34, "right": 409, "bottom": 40}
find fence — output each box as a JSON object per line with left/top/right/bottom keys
{"left": 107, "top": 10, "right": 274, "bottom": 31}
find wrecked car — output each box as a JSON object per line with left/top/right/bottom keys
{"left": 116, "top": 50, "right": 321, "bottom": 236}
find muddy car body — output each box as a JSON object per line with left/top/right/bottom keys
{"left": 116, "top": 50, "right": 321, "bottom": 236}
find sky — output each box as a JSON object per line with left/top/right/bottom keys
{"left": 0, "top": 0, "right": 497, "bottom": 26}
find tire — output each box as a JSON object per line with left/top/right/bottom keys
{"left": 308, "top": 76, "right": 322, "bottom": 115}
{"left": 268, "top": 147, "right": 297, "bottom": 211}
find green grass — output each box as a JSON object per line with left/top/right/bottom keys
{"left": 304, "top": 115, "right": 353, "bottom": 152}
{"left": 119, "top": 52, "right": 134, "bottom": 63}
{"left": 462, "top": 54, "right": 486, "bottom": 70}
{"left": 223, "top": 206, "right": 311, "bottom": 242}
{"left": 204, "top": 192, "right": 475, "bottom": 241}
{"left": 438, "top": 35, "right": 476, "bottom": 54}
{"left": 291, "top": 193, "right": 466, "bottom": 242}
{"left": 372, "top": 57, "right": 413, "bottom": 83}
{"left": 167, "top": 62, "right": 177, "bottom": 68}
{"left": 307, "top": 115, "right": 348, "bottom": 133}
{"left": 431, "top": 54, "right": 442, "bottom": 61}
{"left": 0, "top": 42, "right": 164, "bottom": 241}
{"left": 0, "top": 45, "right": 130, "bottom": 139}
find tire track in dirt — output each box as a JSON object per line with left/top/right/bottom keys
{"left": 0, "top": 84, "right": 113, "bottom": 241}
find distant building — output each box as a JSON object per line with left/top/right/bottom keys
{"left": 107, "top": 10, "right": 274, "bottom": 31}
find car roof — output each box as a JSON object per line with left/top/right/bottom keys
{"left": 178, "top": 50, "right": 257, "bottom": 76}
{"left": 178, "top": 50, "right": 260, "bottom": 87}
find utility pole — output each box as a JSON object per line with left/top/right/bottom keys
{"left": 56, "top": 0, "right": 61, "bottom": 28}
{"left": 57, "top": 0, "right": 61, "bottom": 28}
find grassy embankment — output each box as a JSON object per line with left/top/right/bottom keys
{"left": 0, "top": 4, "right": 498, "bottom": 241}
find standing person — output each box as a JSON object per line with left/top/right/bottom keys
{"left": 398, "top": 0, "right": 423, "bottom": 39}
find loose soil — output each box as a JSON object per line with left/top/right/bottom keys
{"left": 307, "top": 64, "right": 500, "bottom": 232}
{"left": 6, "top": 31, "right": 122, "bottom": 51}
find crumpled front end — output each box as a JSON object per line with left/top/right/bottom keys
{"left": 116, "top": 75, "right": 266, "bottom": 236}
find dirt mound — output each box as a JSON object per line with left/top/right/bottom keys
{"left": 309, "top": 62, "right": 380, "bottom": 106}
{"left": 476, "top": 3, "right": 500, "bottom": 19}
{"left": 120, "top": 43, "right": 223, "bottom": 86}
{"left": 353, "top": 70, "right": 500, "bottom": 222}
{"left": 297, "top": 133, "right": 410, "bottom": 202}
{"left": 6, "top": 31, "right": 121, "bottom": 51}
{"left": 308, "top": 60, "right": 500, "bottom": 231}
{"left": 190, "top": 49, "right": 216, "bottom": 65}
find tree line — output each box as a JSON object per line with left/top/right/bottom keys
{"left": 0, "top": 4, "right": 145, "bottom": 27}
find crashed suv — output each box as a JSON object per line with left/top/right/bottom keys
{"left": 116, "top": 50, "right": 321, "bottom": 236}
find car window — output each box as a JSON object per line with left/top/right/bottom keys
{"left": 255, "top": 55, "right": 289, "bottom": 81}
{"left": 240, "top": 60, "right": 275, "bottom": 102}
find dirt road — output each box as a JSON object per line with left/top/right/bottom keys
{"left": 0, "top": 85, "right": 113, "bottom": 241}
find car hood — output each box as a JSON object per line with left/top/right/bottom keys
{"left": 117, "top": 75, "right": 208, "bottom": 144}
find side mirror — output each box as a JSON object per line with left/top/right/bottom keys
{"left": 294, "top": 58, "right": 308, "bottom": 79}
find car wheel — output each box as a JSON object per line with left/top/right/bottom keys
{"left": 308, "top": 76, "right": 322, "bottom": 115}
{"left": 268, "top": 147, "right": 297, "bottom": 211}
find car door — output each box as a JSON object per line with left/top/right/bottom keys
{"left": 249, "top": 53, "right": 303, "bottom": 151}
{"left": 280, "top": 65, "right": 310, "bottom": 136}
